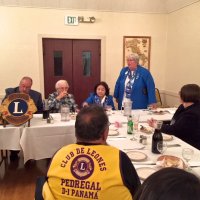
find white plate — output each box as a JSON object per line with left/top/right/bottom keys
{"left": 136, "top": 167, "right": 157, "bottom": 180}
{"left": 157, "top": 155, "right": 186, "bottom": 169}
{"left": 126, "top": 151, "right": 147, "bottom": 161}
{"left": 162, "top": 134, "right": 173, "bottom": 141}
{"left": 108, "top": 129, "right": 119, "bottom": 136}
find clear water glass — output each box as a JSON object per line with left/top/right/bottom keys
{"left": 157, "top": 141, "right": 167, "bottom": 154}
{"left": 60, "top": 105, "right": 70, "bottom": 121}
{"left": 133, "top": 114, "right": 140, "bottom": 133}
{"left": 182, "top": 148, "right": 194, "bottom": 166}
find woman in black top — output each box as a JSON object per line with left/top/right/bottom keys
{"left": 148, "top": 84, "right": 200, "bottom": 149}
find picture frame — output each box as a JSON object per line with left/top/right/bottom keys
{"left": 123, "top": 36, "right": 151, "bottom": 70}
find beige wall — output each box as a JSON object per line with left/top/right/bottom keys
{"left": 0, "top": 6, "right": 167, "bottom": 99}
{"left": 0, "top": 2, "right": 200, "bottom": 107}
{"left": 164, "top": 1, "right": 200, "bottom": 106}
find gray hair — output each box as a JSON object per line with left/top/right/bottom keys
{"left": 20, "top": 76, "right": 33, "bottom": 84}
{"left": 55, "top": 80, "right": 69, "bottom": 89}
{"left": 127, "top": 53, "right": 140, "bottom": 64}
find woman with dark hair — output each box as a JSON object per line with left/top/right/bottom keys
{"left": 148, "top": 84, "right": 200, "bottom": 149}
{"left": 82, "top": 81, "right": 115, "bottom": 110}
{"left": 134, "top": 167, "right": 200, "bottom": 200}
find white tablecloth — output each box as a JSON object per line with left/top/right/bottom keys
{"left": 0, "top": 125, "right": 22, "bottom": 150}
{"left": 109, "top": 108, "right": 176, "bottom": 123}
{"left": 20, "top": 114, "right": 76, "bottom": 163}
{"left": 107, "top": 120, "right": 200, "bottom": 179}
{"left": 1, "top": 107, "right": 200, "bottom": 177}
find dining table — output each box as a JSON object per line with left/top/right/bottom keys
{"left": 1, "top": 107, "right": 200, "bottom": 179}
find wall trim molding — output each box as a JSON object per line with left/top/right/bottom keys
{"left": 160, "top": 89, "right": 179, "bottom": 98}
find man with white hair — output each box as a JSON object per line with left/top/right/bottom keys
{"left": 47, "top": 80, "right": 77, "bottom": 112}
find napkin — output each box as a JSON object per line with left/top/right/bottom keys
{"left": 189, "top": 161, "right": 200, "bottom": 167}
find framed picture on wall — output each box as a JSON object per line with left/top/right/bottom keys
{"left": 123, "top": 36, "right": 151, "bottom": 70}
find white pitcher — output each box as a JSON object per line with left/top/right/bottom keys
{"left": 122, "top": 100, "right": 132, "bottom": 116}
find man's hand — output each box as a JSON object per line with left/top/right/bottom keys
{"left": 56, "top": 91, "right": 67, "bottom": 101}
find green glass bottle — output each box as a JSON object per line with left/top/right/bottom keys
{"left": 127, "top": 115, "right": 134, "bottom": 134}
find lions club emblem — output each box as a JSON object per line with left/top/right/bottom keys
{"left": 0, "top": 93, "right": 37, "bottom": 126}
{"left": 71, "top": 155, "right": 94, "bottom": 180}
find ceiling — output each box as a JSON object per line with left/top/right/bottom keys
{"left": 0, "top": 0, "right": 199, "bottom": 13}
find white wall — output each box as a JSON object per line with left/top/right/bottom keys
{"left": 0, "top": 6, "right": 167, "bottom": 99}
{"left": 1, "top": 2, "right": 200, "bottom": 107}
{"left": 164, "top": 1, "right": 200, "bottom": 106}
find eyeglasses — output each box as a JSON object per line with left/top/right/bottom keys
{"left": 58, "top": 87, "right": 69, "bottom": 90}
{"left": 127, "top": 59, "right": 136, "bottom": 62}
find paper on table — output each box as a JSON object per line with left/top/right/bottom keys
{"left": 189, "top": 161, "right": 200, "bottom": 167}
{"left": 107, "top": 138, "right": 144, "bottom": 151}
{"left": 164, "top": 108, "right": 177, "bottom": 114}
{"left": 132, "top": 160, "right": 156, "bottom": 165}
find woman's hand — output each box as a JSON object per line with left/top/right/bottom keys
{"left": 149, "top": 103, "right": 157, "bottom": 109}
{"left": 147, "top": 118, "right": 157, "bottom": 128}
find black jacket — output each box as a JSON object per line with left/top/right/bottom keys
{"left": 161, "top": 102, "right": 200, "bottom": 150}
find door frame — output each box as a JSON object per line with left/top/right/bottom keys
{"left": 38, "top": 34, "right": 106, "bottom": 98}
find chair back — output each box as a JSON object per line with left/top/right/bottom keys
{"left": 155, "top": 88, "right": 162, "bottom": 107}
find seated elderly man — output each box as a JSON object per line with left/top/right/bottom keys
{"left": 35, "top": 105, "right": 141, "bottom": 200}
{"left": 3, "top": 76, "right": 43, "bottom": 113}
{"left": 47, "top": 80, "right": 77, "bottom": 113}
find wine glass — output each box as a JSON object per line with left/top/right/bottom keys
{"left": 157, "top": 141, "right": 167, "bottom": 154}
{"left": 182, "top": 148, "right": 194, "bottom": 169}
{"left": 133, "top": 114, "right": 140, "bottom": 134}
{"left": 105, "top": 105, "right": 112, "bottom": 116}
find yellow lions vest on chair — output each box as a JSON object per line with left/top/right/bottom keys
{"left": 42, "top": 144, "right": 132, "bottom": 200}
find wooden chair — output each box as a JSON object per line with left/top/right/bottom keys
{"left": 155, "top": 88, "right": 162, "bottom": 107}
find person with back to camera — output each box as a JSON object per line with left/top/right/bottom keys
{"left": 114, "top": 53, "right": 157, "bottom": 110}
{"left": 134, "top": 167, "right": 200, "bottom": 200}
{"left": 35, "top": 105, "right": 141, "bottom": 200}
{"left": 47, "top": 80, "right": 78, "bottom": 113}
{"left": 82, "top": 81, "right": 115, "bottom": 110}
{"left": 148, "top": 84, "right": 200, "bottom": 150}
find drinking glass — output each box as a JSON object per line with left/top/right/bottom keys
{"left": 130, "top": 132, "right": 137, "bottom": 141}
{"left": 156, "top": 120, "right": 163, "bottom": 129}
{"left": 182, "top": 148, "right": 194, "bottom": 169}
{"left": 60, "top": 105, "right": 70, "bottom": 121}
{"left": 104, "top": 105, "right": 112, "bottom": 115}
{"left": 133, "top": 114, "right": 140, "bottom": 133}
{"left": 157, "top": 141, "right": 167, "bottom": 154}
{"left": 147, "top": 105, "right": 153, "bottom": 113}
{"left": 42, "top": 99, "right": 50, "bottom": 120}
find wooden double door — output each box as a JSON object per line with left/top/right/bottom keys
{"left": 43, "top": 38, "right": 101, "bottom": 107}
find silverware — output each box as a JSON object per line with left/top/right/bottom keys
{"left": 167, "top": 144, "right": 181, "bottom": 147}
{"left": 123, "top": 146, "right": 145, "bottom": 151}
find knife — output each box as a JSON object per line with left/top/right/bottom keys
{"left": 167, "top": 144, "right": 181, "bottom": 147}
